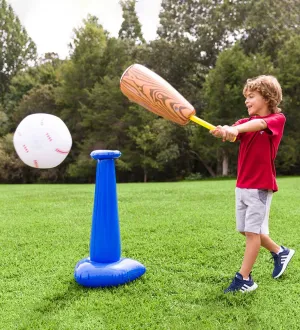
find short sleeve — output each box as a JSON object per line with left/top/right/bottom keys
{"left": 263, "top": 113, "right": 286, "bottom": 136}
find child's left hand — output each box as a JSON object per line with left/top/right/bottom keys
{"left": 210, "top": 125, "right": 238, "bottom": 142}
{"left": 223, "top": 126, "right": 239, "bottom": 142}
{"left": 210, "top": 125, "right": 225, "bottom": 139}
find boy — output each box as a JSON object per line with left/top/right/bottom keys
{"left": 210, "top": 75, "right": 295, "bottom": 293}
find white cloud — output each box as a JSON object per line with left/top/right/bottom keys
{"left": 6, "top": 0, "right": 162, "bottom": 59}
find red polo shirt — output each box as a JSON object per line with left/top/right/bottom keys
{"left": 233, "top": 113, "right": 286, "bottom": 192}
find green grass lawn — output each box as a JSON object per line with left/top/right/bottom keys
{"left": 0, "top": 178, "right": 300, "bottom": 330}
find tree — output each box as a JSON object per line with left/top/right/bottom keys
{"left": 12, "top": 84, "right": 58, "bottom": 124}
{"left": 276, "top": 34, "right": 300, "bottom": 174}
{"left": 240, "top": 0, "right": 300, "bottom": 59}
{"left": 118, "top": 0, "right": 145, "bottom": 44}
{"left": 59, "top": 21, "right": 137, "bottom": 181}
{"left": 157, "top": 0, "right": 300, "bottom": 67}
{"left": 0, "top": 0, "right": 37, "bottom": 102}
{"left": 157, "top": 0, "right": 248, "bottom": 67}
{"left": 56, "top": 15, "right": 108, "bottom": 145}
{"left": 3, "top": 54, "right": 63, "bottom": 133}
{"left": 136, "top": 38, "right": 213, "bottom": 179}
{"left": 0, "top": 133, "right": 37, "bottom": 183}
{"left": 67, "top": 15, "right": 108, "bottom": 90}
{"left": 0, "top": 103, "right": 8, "bottom": 135}
{"left": 128, "top": 125, "right": 159, "bottom": 182}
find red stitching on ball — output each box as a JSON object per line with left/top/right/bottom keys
{"left": 33, "top": 160, "right": 39, "bottom": 168}
{"left": 46, "top": 133, "right": 53, "bottom": 141}
{"left": 23, "top": 145, "right": 29, "bottom": 153}
{"left": 55, "top": 148, "right": 69, "bottom": 154}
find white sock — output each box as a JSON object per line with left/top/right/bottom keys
{"left": 277, "top": 246, "right": 283, "bottom": 254}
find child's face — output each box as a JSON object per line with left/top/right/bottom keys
{"left": 244, "top": 90, "right": 269, "bottom": 116}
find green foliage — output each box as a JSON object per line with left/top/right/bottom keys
{"left": 119, "top": 0, "right": 145, "bottom": 44}
{"left": 4, "top": 54, "right": 63, "bottom": 132}
{"left": 0, "top": 105, "right": 9, "bottom": 135}
{"left": 3, "top": 1, "right": 300, "bottom": 182}
{"left": 204, "top": 45, "right": 275, "bottom": 124}
{"left": 184, "top": 172, "right": 202, "bottom": 181}
{"left": 12, "top": 84, "right": 58, "bottom": 124}
{"left": 138, "top": 39, "right": 206, "bottom": 98}
{"left": 68, "top": 15, "right": 107, "bottom": 88}
{"left": 0, "top": 0, "right": 37, "bottom": 101}
{"left": 67, "top": 154, "right": 96, "bottom": 183}
{"left": 158, "top": 0, "right": 248, "bottom": 66}
{"left": 158, "top": 0, "right": 300, "bottom": 66}
{"left": 128, "top": 125, "right": 159, "bottom": 182}
{"left": 55, "top": 15, "right": 109, "bottom": 167}
{"left": 0, "top": 133, "right": 28, "bottom": 182}
{"left": 276, "top": 34, "right": 300, "bottom": 173}
{"left": 240, "top": 0, "right": 300, "bottom": 58}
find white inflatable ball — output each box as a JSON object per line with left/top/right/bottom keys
{"left": 13, "top": 113, "right": 72, "bottom": 169}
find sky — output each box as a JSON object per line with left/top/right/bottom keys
{"left": 7, "top": 0, "right": 163, "bottom": 59}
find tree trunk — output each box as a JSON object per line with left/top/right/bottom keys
{"left": 222, "top": 150, "right": 229, "bottom": 176}
{"left": 189, "top": 150, "right": 216, "bottom": 177}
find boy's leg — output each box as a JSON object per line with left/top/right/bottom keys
{"left": 224, "top": 231, "right": 259, "bottom": 293}
{"left": 260, "top": 234, "right": 280, "bottom": 253}
{"left": 239, "top": 232, "right": 261, "bottom": 278}
{"left": 241, "top": 232, "right": 281, "bottom": 254}
{"left": 226, "top": 188, "right": 268, "bottom": 293}
{"left": 260, "top": 234, "right": 295, "bottom": 278}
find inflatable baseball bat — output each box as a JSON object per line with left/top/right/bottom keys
{"left": 120, "top": 64, "right": 215, "bottom": 130}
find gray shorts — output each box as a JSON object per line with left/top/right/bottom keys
{"left": 235, "top": 188, "right": 273, "bottom": 234}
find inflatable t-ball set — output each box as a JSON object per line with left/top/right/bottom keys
{"left": 13, "top": 114, "right": 146, "bottom": 288}
{"left": 74, "top": 150, "right": 146, "bottom": 287}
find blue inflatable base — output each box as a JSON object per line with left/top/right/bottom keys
{"left": 74, "top": 257, "right": 146, "bottom": 288}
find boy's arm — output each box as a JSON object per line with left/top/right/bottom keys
{"left": 210, "top": 119, "right": 267, "bottom": 142}
{"left": 233, "top": 119, "right": 267, "bottom": 133}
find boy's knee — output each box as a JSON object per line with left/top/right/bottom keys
{"left": 245, "top": 231, "right": 259, "bottom": 238}
{"left": 260, "top": 233, "right": 269, "bottom": 239}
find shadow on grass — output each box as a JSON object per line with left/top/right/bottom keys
{"left": 36, "top": 275, "right": 145, "bottom": 314}
{"left": 16, "top": 276, "right": 148, "bottom": 330}
{"left": 34, "top": 280, "right": 90, "bottom": 314}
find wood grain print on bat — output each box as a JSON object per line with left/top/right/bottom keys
{"left": 120, "top": 64, "right": 196, "bottom": 125}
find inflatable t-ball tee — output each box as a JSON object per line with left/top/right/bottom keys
{"left": 74, "top": 150, "right": 146, "bottom": 288}
{"left": 13, "top": 113, "right": 72, "bottom": 169}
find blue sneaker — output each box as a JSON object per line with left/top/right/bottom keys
{"left": 224, "top": 272, "right": 258, "bottom": 293}
{"left": 271, "top": 246, "right": 295, "bottom": 279}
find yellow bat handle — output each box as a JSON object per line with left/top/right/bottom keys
{"left": 190, "top": 115, "right": 216, "bottom": 130}
{"left": 189, "top": 115, "right": 236, "bottom": 142}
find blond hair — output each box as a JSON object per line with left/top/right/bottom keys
{"left": 243, "top": 75, "right": 282, "bottom": 114}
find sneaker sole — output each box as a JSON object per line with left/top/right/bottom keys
{"left": 273, "top": 249, "right": 295, "bottom": 279}
{"left": 240, "top": 282, "right": 258, "bottom": 293}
